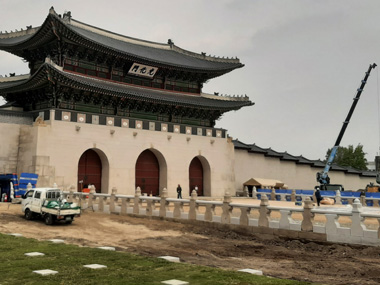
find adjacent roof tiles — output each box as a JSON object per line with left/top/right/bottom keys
{"left": 233, "top": 139, "right": 376, "bottom": 177}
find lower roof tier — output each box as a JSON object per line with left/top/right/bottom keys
{"left": 0, "top": 59, "right": 254, "bottom": 126}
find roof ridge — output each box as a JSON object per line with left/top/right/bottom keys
{"left": 57, "top": 10, "right": 241, "bottom": 64}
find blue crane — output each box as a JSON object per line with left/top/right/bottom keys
{"left": 316, "top": 63, "right": 377, "bottom": 190}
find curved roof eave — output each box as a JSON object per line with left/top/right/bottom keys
{"left": 0, "top": 60, "right": 254, "bottom": 111}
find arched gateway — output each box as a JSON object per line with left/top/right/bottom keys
{"left": 135, "top": 149, "right": 160, "bottom": 196}
{"left": 78, "top": 149, "right": 102, "bottom": 193}
{"left": 189, "top": 157, "right": 204, "bottom": 196}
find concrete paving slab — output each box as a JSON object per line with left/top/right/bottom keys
{"left": 161, "top": 279, "right": 189, "bottom": 285}
{"left": 25, "top": 252, "right": 45, "bottom": 257}
{"left": 33, "top": 269, "right": 58, "bottom": 276}
{"left": 97, "top": 246, "right": 116, "bottom": 251}
{"left": 8, "top": 233, "right": 22, "bottom": 237}
{"left": 158, "top": 256, "right": 180, "bottom": 263}
{"left": 238, "top": 268, "right": 263, "bottom": 275}
{"left": 83, "top": 264, "right": 107, "bottom": 269}
{"left": 49, "top": 239, "right": 64, "bottom": 243}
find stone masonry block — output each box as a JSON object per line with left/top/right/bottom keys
{"left": 42, "top": 165, "right": 55, "bottom": 177}
{"left": 32, "top": 155, "right": 50, "bottom": 166}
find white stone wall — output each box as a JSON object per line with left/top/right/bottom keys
{"left": 1, "top": 115, "right": 374, "bottom": 196}
{"left": 234, "top": 149, "right": 375, "bottom": 191}
{"left": 0, "top": 122, "right": 21, "bottom": 173}
{"left": 12, "top": 114, "right": 235, "bottom": 197}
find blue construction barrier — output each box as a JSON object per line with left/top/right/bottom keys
{"left": 257, "top": 189, "right": 272, "bottom": 200}
{"left": 18, "top": 173, "right": 38, "bottom": 197}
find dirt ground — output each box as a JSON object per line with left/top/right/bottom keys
{"left": 1, "top": 202, "right": 380, "bottom": 285}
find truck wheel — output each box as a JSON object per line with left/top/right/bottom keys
{"left": 25, "top": 209, "right": 33, "bottom": 220}
{"left": 65, "top": 220, "right": 72, "bottom": 225}
{"left": 44, "top": 214, "right": 54, "bottom": 225}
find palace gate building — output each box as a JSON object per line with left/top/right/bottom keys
{"left": 0, "top": 8, "right": 253, "bottom": 196}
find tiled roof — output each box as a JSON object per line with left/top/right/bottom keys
{"left": 232, "top": 139, "right": 375, "bottom": 177}
{"left": 0, "top": 60, "right": 254, "bottom": 111}
{"left": 0, "top": 8, "right": 243, "bottom": 74}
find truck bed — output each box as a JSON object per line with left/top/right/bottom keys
{"left": 41, "top": 206, "right": 81, "bottom": 216}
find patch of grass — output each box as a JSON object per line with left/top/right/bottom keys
{"left": 0, "top": 234, "right": 309, "bottom": 284}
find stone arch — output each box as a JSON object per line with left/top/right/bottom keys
{"left": 135, "top": 148, "right": 167, "bottom": 196}
{"left": 189, "top": 156, "right": 211, "bottom": 196}
{"left": 77, "top": 148, "right": 109, "bottom": 193}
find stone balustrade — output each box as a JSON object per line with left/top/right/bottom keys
{"left": 250, "top": 187, "right": 380, "bottom": 207}
{"left": 62, "top": 189, "right": 380, "bottom": 247}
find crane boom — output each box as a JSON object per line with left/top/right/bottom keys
{"left": 317, "top": 63, "right": 377, "bottom": 188}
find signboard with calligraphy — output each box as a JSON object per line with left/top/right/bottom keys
{"left": 128, "top": 63, "right": 158, "bottom": 78}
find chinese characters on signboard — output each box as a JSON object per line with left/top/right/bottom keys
{"left": 128, "top": 63, "right": 158, "bottom": 78}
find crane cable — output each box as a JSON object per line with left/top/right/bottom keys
{"left": 378, "top": 67, "right": 380, "bottom": 156}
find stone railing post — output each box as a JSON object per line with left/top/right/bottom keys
{"left": 133, "top": 187, "right": 141, "bottom": 215}
{"left": 252, "top": 186, "right": 257, "bottom": 199}
{"left": 335, "top": 190, "right": 341, "bottom": 205}
{"left": 243, "top": 186, "right": 249, "bottom": 197}
{"left": 159, "top": 188, "right": 168, "bottom": 217}
{"left": 360, "top": 195, "right": 366, "bottom": 206}
{"left": 67, "top": 190, "right": 74, "bottom": 203}
{"left": 270, "top": 187, "right": 276, "bottom": 201}
{"left": 239, "top": 207, "right": 251, "bottom": 226}
{"left": 120, "top": 197, "right": 127, "bottom": 215}
{"left": 89, "top": 185, "right": 96, "bottom": 193}
{"left": 258, "top": 194, "right": 269, "bottom": 227}
{"left": 146, "top": 199, "right": 153, "bottom": 216}
{"left": 279, "top": 209, "right": 292, "bottom": 229}
{"left": 110, "top": 187, "right": 117, "bottom": 213}
{"left": 98, "top": 196, "right": 105, "bottom": 212}
{"left": 88, "top": 192, "right": 94, "bottom": 210}
{"left": 204, "top": 204, "right": 215, "bottom": 222}
{"left": 325, "top": 213, "right": 339, "bottom": 236}
{"left": 351, "top": 198, "right": 365, "bottom": 237}
{"left": 221, "top": 192, "right": 232, "bottom": 224}
{"left": 173, "top": 201, "right": 184, "bottom": 219}
{"left": 291, "top": 189, "right": 296, "bottom": 202}
{"left": 301, "top": 197, "right": 314, "bottom": 232}
{"left": 189, "top": 190, "right": 198, "bottom": 220}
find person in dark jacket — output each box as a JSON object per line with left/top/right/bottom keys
{"left": 315, "top": 188, "right": 322, "bottom": 206}
{"left": 177, "top": 184, "right": 182, "bottom": 199}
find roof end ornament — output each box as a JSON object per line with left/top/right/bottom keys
{"left": 63, "top": 11, "right": 72, "bottom": 23}
{"left": 49, "top": 6, "right": 57, "bottom": 15}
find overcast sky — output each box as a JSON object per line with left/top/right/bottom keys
{"left": 1, "top": 0, "right": 380, "bottom": 161}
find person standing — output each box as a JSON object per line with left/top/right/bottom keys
{"left": 177, "top": 184, "right": 182, "bottom": 199}
{"left": 315, "top": 188, "right": 322, "bottom": 206}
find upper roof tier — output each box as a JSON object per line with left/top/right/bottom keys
{"left": 0, "top": 7, "right": 244, "bottom": 76}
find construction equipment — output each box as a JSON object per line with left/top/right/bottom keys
{"left": 0, "top": 173, "right": 38, "bottom": 201}
{"left": 316, "top": 63, "right": 377, "bottom": 190}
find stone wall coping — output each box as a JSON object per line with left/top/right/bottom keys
{"left": 197, "top": 200, "right": 223, "bottom": 205}
{"left": 142, "top": 196, "right": 163, "bottom": 201}
{"left": 311, "top": 208, "right": 353, "bottom": 215}
{"left": 267, "top": 206, "right": 303, "bottom": 212}
{"left": 166, "top": 198, "right": 190, "bottom": 203}
{"left": 115, "top": 194, "right": 134, "bottom": 199}
{"left": 361, "top": 212, "right": 380, "bottom": 218}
